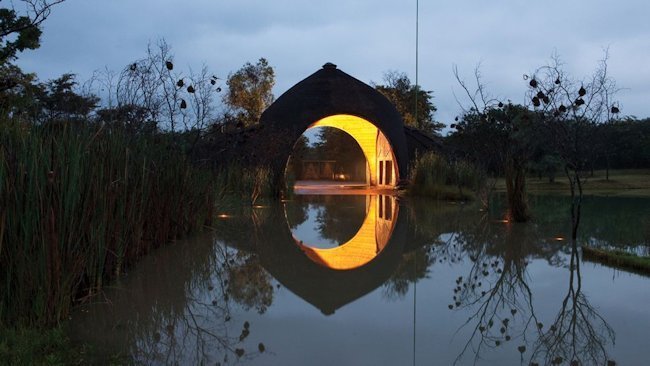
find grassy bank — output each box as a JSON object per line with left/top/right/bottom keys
{"left": 495, "top": 169, "right": 650, "bottom": 197}
{"left": 582, "top": 246, "right": 650, "bottom": 275}
{"left": 0, "top": 121, "right": 222, "bottom": 328}
{"left": 407, "top": 152, "right": 481, "bottom": 200}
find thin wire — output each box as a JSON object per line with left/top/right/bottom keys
{"left": 412, "top": 1, "right": 419, "bottom": 365}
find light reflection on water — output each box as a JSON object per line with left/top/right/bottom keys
{"left": 68, "top": 194, "right": 650, "bottom": 365}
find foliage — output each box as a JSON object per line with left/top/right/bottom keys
{"left": 313, "top": 127, "right": 367, "bottom": 180}
{"left": 375, "top": 71, "right": 443, "bottom": 134}
{"left": 408, "top": 151, "right": 481, "bottom": 200}
{"left": 38, "top": 73, "right": 99, "bottom": 122}
{"left": 450, "top": 64, "right": 538, "bottom": 221}
{"left": 582, "top": 245, "right": 650, "bottom": 274}
{"left": 0, "top": 120, "right": 218, "bottom": 327}
{"left": 0, "top": 0, "right": 65, "bottom": 64}
{"left": 224, "top": 57, "right": 275, "bottom": 127}
{"left": 0, "top": 326, "right": 126, "bottom": 365}
{"left": 525, "top": 52, "right": 619, "bottom": 238}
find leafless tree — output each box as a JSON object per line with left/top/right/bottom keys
{"left": 529, "top": 242, "right": 616, "bottom": 366}
{"left": 86, "top": 39, "right": 222, "bottom": 141}
{"left": 525, "top": 51, "right": 620, "bottom": 240}
{"left": 452, "top": 65, "right": 535, "bottom": 221}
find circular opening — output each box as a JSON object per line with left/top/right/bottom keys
{"left": 285, "top": 125, "right": 368, "bottom": 189}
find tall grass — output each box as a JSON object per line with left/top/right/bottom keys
{"left": 0, "top": 120, "right": 218, "bottom": 327}
{"left": 408, "top": 152, "right": 482, "bottom": 200}
{"left": 211, "top": 164, "right": 273, "bottom": 207}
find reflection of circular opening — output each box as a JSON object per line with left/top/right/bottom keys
{"left": 286, "top": 195, "right": 367, "bottom": 249}
{"left": 285, "top": 194, "right": 400, "bottom": 270}
{"left": 285, "top": 126, "right": 367, "bottom": 187}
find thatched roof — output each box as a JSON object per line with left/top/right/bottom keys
{"left": 260, "top": 63, "right": 409, "bottom": 187}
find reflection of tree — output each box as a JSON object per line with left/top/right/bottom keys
{"left": 315, "top": 195, "right": 366, "bottom": 243}
{"left": 450, "top": 218, "right": 543, "bottom": 365}
{"left": 128, "top": 239, "right": 271, "bottom": 365}
{"left": 443, "top": 213, "right": 616, "bottom": 366}
{"left": 284, "top": 198, "right": 308, "bottom": 229}
{"left": 73, "top": 228, "right": 271, "bottom": 365}
{"left": 285, "top": 195, "right": 367, "bottom": 244}
{"left": 529, "top": 242, "right": 615, "bottom": 366}
{"left": 382, "top": 247, "right": 432, "bottom": 300}
{"left": 226, "top": 250, "right": 273, "bottom": 314}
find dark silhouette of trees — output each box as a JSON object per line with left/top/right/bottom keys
{"left": 38, "top": 73, "right": 99, "bottom": 123}
{"left": 98, "top": 40, "right": 222, "bottom": 134}
{"left": 525, "top": 52, "right": 619, "bottom": 239}
{"left": 374, "top": 71, "right": 444, "bottom": 134}
{"left": 313, "top": 127, "right": 367, "bottom": 181}
{"left": 0, "top": 0, "right": 65, "bottom": 64}
{"left": 450, "top": 66, "right": 539, "bottom": 221}
{"left": 1, "top": 0, "right": 64, "bottom": 114}
{"left": 224, "top": 58, "right": 274, "bottom": 127}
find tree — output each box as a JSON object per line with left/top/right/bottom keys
{"left": 224, "top": 58, "right": 274, "bottom": 127}
{"left": 525, "top": 52, "right": 619, "bottom": 239}
{"left": 83, "top": 39, "right": 224, "bottom": 143}
{"left": 450, "top": 66, "right": 539, "bottom": 222}
{"left": 0, "top": 0, "right": 64, "bottom": 64}
{"left": 1, "top": 0, "right": 64, "bottom": 100}
{"left": 374, "top": 71, "right": 443, "bottom": 134}
{"left": 38, "top": 73, "right": 99, "bottom": 123}
{"left": 0, "top": 63, "right": 40, "bottom": 117}
{"left": 314, "top": 127, "right": 366, "bottom": 181}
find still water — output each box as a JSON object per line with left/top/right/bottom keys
{"left": 69, "top": 194, "right": 650, "bottom": 365}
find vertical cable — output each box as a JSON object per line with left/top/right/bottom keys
{"left": 413, "top": 3, "right": 419, "bottom": 365}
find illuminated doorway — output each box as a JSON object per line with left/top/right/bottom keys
{"left": 285, "top": 114, "right": 398, "bottom": 190}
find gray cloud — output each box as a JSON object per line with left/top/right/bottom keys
{"left": 16, "top": 0, "right": 650, "bottom": 126}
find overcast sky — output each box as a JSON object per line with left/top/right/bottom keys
{"left": 16, "top": 0, "right": 650, "bottom": 128}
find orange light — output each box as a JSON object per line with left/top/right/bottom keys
{"left": 217, "top": 214, "right": 231, "bottom": 219}
{"left": 252, "top": 205, "right": 268, "bottom": 209}
{"left": 554, "top": 237, "right": 565, "bottom": 241}
{"left": 295, "top": 195, "right": 397, "bottom": 270}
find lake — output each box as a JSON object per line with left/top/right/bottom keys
{"left": 69, "top": 194, "right": 650, "bottom": 365}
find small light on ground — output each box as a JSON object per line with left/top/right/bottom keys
{"left": 217, "top": 214, "right": 231, "bottom": 219}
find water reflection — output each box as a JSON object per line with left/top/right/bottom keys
{"left": 67, "top": 194, "right": 650, "bottom": 365}
{"left": 291, "top": 195, "right": 399, "bottom": 270}
{"left": 442, "top": 210, "right": 616, "bottom": 365}
{"left": 69, "top": 233, "right": 269, "bottom": 365}
{"left": 260, "top": 195, "right": 405, "bottom": 313}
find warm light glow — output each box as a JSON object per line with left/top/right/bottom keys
{"left": 217, "top": 214, "right": 231, "bottom": 219}
{"left": 308, "top": 114, "right": 397, "bottom": 186}
{"left": 554, "top": 237, "right": 565, "bottom": 241}
{"left": 295, "top": 195, "right": 398, "bottom": 270}
{"left": 252, "top": 205, "right": 268, "bottom": 209}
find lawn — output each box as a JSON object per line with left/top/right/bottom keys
{"left": 495, "top": 169, "right": 650, "bottom": 197}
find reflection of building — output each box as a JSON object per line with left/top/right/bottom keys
{"left": 256, "top": 195, "right": 405, "bottom": 315}
{"left": 297, "top": 195, "right": 398, "bottom": 270}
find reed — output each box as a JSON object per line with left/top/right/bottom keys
{"left": 408, "top": 152, "right": 482, "bottom": 200}
{"left": 0, "top": 119, "right": 218, "bottom": 327}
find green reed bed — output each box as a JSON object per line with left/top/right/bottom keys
{"left": 582, "top": 245, "right": 650, "bottom": 275}
{"left": 0, "top": 121, "right": 218, "bottom": 327}
{"left": 408, "top": 152, "right": 481, "bottom": 200}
